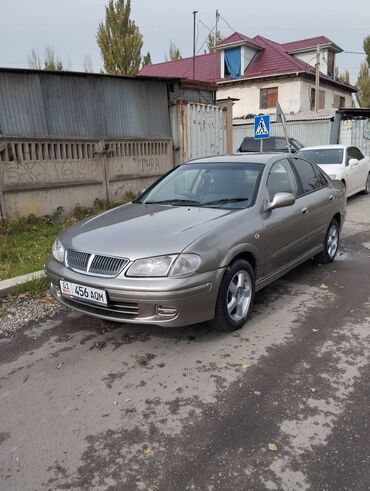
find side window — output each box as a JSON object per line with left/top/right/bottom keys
{"left": 293, "top": 158, "right": 322, "bottom": 194}
{"left": 314, "top": 167, "right": 329, "bottom": 188}
{"left": 267, "top": 159, "right": 299, "bottom": 200}
{"left": 346, "top": 147, "right": 356, "bottom": 165}
{"left": 352, "top": 147, "right": 365, "bottom": 160}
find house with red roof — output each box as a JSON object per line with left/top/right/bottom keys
{"left": 139, "top": 32, "right": 356, "bottom": 119}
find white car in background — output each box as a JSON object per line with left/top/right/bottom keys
{"left": 297, "top": 145, "right": 370, "bottom": 197}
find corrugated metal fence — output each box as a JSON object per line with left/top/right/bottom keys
{"left": 0, "top": 71, "right": 171, "bottom": 138}
{"left": 171, "top": 101, "right": 227, "bottom": 164}
{"left": 233, "top": 120, "right": 333, "bottom": 152}
{"left": 351, "top": 119, "right": 370, "bottom": 156}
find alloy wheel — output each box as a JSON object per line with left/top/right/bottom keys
{"left": 227, "top": 270, "right": 252, "bottom": 322}
{"left": 327, "top": 224, "right": 339, "bottom": 259}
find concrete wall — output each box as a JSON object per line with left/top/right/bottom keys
{"left": 0, "top": 137, "right": 173, "bottom": 220}
{"left": 217, "top": 77, "right": 352, "bottom": 118}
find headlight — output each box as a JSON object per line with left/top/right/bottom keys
{"left": 170, "top": 254, "right": 201, "bottom": 277}
{"left": 329, "top": 174, "right": 337, "bottom": 179}
{"left": 126, "top": 253, "right": 201, "bottom": 277}
{"left": 52, "top": 239, "right": 65, "bottom": 263}
{"left": 126, "top": 255, "right": 178, "bottom": 277}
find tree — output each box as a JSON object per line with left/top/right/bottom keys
{"left": 166, "top": 40, "right": 182, "bottom": 61}
{"left": 142, "top": 51, "right": 152, "bottom": 66}
{"left": 207, "top": 30, "right": 223, "bottom": 53}
{"left": 335, "top": 67, "right": 350, "bottom": 84}
{"left": 356, "top": 61, "right": 370, "bottom": 107}
{"left": 28, "top": 49, "right": 41, "bottom": 69}
{"left": 44, "top": 46, "right": 63, "bottom": 71}
{"left": 97, "top": 0, "right": 143, "bottom": 75}
{"left": 364, "top": 36, "right": 370, "bottom": 65}
{"left": 83, "top": 54, "right": 94, "bottom": 73}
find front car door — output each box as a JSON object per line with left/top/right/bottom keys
{"left": 345, "top": 146, "right": 363, "bottom": 194}
{"left": 352, "top": 146, "right": 370, "bottom": 191}
{"left": 262, "top": 158, "right": 308, "bottom": 277}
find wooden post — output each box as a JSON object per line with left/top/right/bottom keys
{"left": 315, "top": 45, "right": 320, "bottom": 113}
{"left": 0, "top": 143, "right": 6, "bottom": 220}
{"left": 221, "top": 98, "right": 234, "bottom": 154}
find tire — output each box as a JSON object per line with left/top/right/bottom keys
{"left": 314, "top": 219, "right": 340, "bottom": 264}
{"left": 210, "top": 259, "right": 255, "bottom": 332}
{"left": 361, "top": 173, "right": 370, "bottom": 195}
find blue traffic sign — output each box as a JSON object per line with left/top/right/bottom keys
{"left": 254, "top": 115, "right": 270, "bottom": 140}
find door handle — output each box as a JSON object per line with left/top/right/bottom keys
{"left": 329, "top": 195, "right": 334, "bottom": 201}
{"left": 301, "top": 207, "right": 309, "bottom": 214}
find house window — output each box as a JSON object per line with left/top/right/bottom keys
{"left": 260, "top": 87, "right": 278, "bottom": 109}
{"left": 333, "top": 94, "right": 346, "bottom": 108}
{"left": 310, "top": 88, "right": 325, "bottom": 110}
{"left": 224, "top": 47, "right": 241, "bottom": 79}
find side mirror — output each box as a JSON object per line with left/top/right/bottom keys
{"left": 265, "top": 192, "right": 296, "bottom": 211}
{"left": 349, "top": 158, "right": 359, "bottom": 167}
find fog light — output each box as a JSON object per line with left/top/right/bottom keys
{"left": 156, "top": 305, "right": 178, "bottom": 317}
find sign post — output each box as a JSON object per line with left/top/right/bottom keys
{"left": 254, "top": 114, "right": 270, "bottom": 152}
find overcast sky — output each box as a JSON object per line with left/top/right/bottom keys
{"left": 0, "top": 0, "right": 368, "bottom": 83}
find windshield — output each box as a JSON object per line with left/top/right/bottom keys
{"left": 136, "top": 162, "right": 264, "bottom": 209}
{"left": 298, "top": 149, "right": 344, "bottom": 165}
{"left": 291, "top": 139, "right": 304, "bottom": 150}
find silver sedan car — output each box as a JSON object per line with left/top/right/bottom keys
{"left": 45, "top": 154, "right": 346, "bottom": 331}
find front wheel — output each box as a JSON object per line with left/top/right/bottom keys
{"left": 210, "top": 259, "right": 255, "bottom": 332}
{"left": 314, "top": 219, "right": 340, "bottom": 264}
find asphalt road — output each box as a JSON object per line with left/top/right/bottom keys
{"left": 1, "top": 193, "right": 370, "bottom": 491}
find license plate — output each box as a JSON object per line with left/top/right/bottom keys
{"left": 60, "top": 281, "right": 107, "bottom": 306}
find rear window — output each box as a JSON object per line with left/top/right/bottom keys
{"left": 239, "top": 138, "right": 273, "bottom": 152}
{"left": 298, "top": 149, "right": 343, "bottom": 165}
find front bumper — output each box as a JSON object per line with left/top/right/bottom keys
{"left": 45, "top": 257, "right": 225, "bottom": 327}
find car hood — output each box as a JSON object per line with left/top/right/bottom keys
{"left": 317, "top": 163, "right": 343, "bottom": 177}
{"left": 60, "top": 203, "right": 235, "bottom": 260}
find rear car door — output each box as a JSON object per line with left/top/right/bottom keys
{"left": 262, "top": 158, "right": 309, "bottom": 276}
{"left": 291, "top": 157, "right": 335, "bottom": 249}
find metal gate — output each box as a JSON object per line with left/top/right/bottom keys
{"left": 170, "top": 101, "right": 227, "bottom": 164}
{"left": 351, "top": 119, "right": 370, "bottom": 156}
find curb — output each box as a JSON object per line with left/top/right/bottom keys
{"left": 0, "top": 270, "right": 45, "bottom": 296}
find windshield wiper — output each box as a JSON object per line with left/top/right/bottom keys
{"left": 145, "top": 199, "right": 201, "bottom": 206}
{"left": 202, "top": 198, "right": 250, "bottom": 206}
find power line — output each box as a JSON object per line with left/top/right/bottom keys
{"left": 342, "top": 51, "right": 366, "bottom": 55}
{"left": 218, "top": 14, "right": 237, "bottom": 34}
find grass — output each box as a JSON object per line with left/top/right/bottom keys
{"left": 10, "top": 277, "right": 50, "bottom": 297}
{"left": 0, "top": 195, "right": 135, "bottom": 283}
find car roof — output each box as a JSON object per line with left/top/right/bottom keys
{"left": 184, "top": 153, "right": 283, "bottom": 165}
{"left": 299, "top": 144, "right": 346, "bottom": 151}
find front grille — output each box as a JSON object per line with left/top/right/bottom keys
{"left": 66, "top": 249, "right": 128, "bottom": 277}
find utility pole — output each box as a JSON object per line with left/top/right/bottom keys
{"left": 214, "top": 9, "right": 219, "bottom": 81}
{"left": 192, "top": 10, "right": 198, "bottom": 80}
{"left": 315, "top": 44, "right": 320, "bottom": 112}
{"left": 215, "top": 9, "right": 219, "bottom": 47}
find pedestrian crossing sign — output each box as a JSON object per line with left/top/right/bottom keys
{"left": 254, "top": 115, "right": 270, "bottom": 140}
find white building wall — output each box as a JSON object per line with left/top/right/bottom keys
{"left": 217, "top": 78, "right": 302, "bottom": 118}
{"left": 299, "top": 80, "right": 352, "bottom": 110}
{"left": 294, "top": 49, "right": 328, "bottom": 75}
{"left": 217, "top": 78, "right": 352, "bottom": 118}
